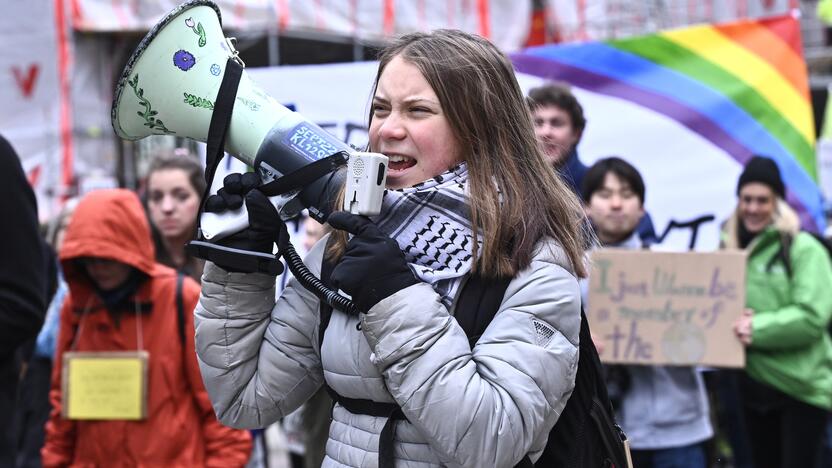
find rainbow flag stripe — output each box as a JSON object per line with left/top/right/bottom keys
{"left": 512, "top": 14, "right": 823, "bottom": 230}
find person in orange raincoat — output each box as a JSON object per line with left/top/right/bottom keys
{"left": 42, "top": 189, "right": 251, "bottom": 467}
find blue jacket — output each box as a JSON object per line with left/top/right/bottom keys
{"left": 560, "top": 149, "right": 588, "bottom": 196}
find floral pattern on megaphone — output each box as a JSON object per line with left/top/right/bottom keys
{"left": 235, "top": 97, "right": 260, "bottom": 112}
{"left": 127, "top": 74, "right": 173, "bottom": 135}
{"left": 184, "top": 93, "right": 214, "bottom": 110}
{"left": 184, "top": 17, "right": 207, "bottom": 47}
{"left": 173, "top": 50, "right": 196, "bottom": 71}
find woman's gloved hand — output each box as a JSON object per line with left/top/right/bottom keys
{"left": 327, "top": 212, "right": 419, "bottom": 313}
{"left": 204, "top": 172, "right": 288, "bottom": 265}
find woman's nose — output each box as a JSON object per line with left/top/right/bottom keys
{"left": 376, "top": 114, "right": 406, "bottom": 140}
{"left": 161, "top": 196, "right": 175, "bottom": 212}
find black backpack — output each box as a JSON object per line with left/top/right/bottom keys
{"left": 456, "top": 275, "right": 630, "bottom": 468}
{"left": 318, "top": 250, "right": 630, "bottom": 468}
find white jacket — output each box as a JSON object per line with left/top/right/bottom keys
{"left": 195, "top": 236, "right": 581, "bottom": 467}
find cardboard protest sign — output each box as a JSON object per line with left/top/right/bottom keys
{"left": 588, "top": 249, "right": 746, "bottom": 367}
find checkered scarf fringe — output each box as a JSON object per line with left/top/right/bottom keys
{"left": 372, "top": 163, "right": 478, "bottom": 309}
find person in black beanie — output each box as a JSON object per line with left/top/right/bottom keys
{"left": 734, "top": 155, "right": 787, "bottom": 248}
{"left": 0, "top": 135, "right": 46, "bottom": 466}
{"left": 736, "top": 155, "right": 786, "bottom": 198}
{"left": 719, "top": 154, "right": 832, "bottom": 468}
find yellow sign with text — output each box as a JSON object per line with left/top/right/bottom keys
{"left": 62, "top": 351, "right": 148, "bottom": 420}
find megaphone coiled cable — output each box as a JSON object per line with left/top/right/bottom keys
{"left": 280, "top": 240, "right": 360, "bottom": 316}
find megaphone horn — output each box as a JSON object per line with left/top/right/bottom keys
{"left": 111, "top": 0, "right": 363, "bottom": 228}
{"left": 112, "top": 0, "right": 284, "bottom": 165}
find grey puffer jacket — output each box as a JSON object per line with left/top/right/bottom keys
{"left": 195, "top": 236, "right": 581, "bottom": 467}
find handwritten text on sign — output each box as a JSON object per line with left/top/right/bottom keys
{"left": 62, "top": 351, "right": 148, "bottom": 420}
{"left": 588, "top": 250, "right": 746, "bottom": 367}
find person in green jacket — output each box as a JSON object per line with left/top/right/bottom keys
{"left": 722, "top": 155, "right": 832, "bottom": 468}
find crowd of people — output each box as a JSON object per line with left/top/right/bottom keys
{"left": 2, "top": 26, "right": 832, "bottom": 468}
{"left": 530, "top": 80, "right": 832, "bottom": 468}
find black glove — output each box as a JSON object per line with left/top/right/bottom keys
{"left": 201, "top": 173, "right": 288, "bottom": 272}
{"left": 327, "top": 211, "right": 419, "bottom": 312}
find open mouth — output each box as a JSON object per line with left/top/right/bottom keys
{"left": 387, "top": 154, "right": 417, "bottom": 171}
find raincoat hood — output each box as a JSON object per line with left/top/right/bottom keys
{"left": 60, "top": 189, "right": 155, "bottom": 279}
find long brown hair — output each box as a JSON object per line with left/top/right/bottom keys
{"left": 330, "top": 30, "right": 589, "bottom": 278}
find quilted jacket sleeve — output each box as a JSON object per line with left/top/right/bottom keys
{"left": 194, "top": 240, "right": 327, "bottom": 429}
{"left": 179, "top": 277, "right": 253, "bottom": 466}
{"left": 360, "top": 242, "right": 581, "bottom": 467}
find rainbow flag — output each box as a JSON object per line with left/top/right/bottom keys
{"left": 512, "top": 14, "right": 824, "bottom": 232}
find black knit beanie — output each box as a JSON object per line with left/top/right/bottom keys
{"left": 737, "top": 156, "right": 785, "bottom": 198}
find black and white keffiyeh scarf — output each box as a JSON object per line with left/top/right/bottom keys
{"left": 371, "top": 163, "right": 478, "bottom": 308}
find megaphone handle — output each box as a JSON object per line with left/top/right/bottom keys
{"left": 185, "top": 240, "right": 284, "bottom": 276}
{"left": 186, "top": 238, "right": 359, "bottom": 314}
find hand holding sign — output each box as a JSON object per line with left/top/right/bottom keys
{"left": 734, "top": 308, "right": 754, "bottom": 346}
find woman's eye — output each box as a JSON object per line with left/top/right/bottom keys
{"left": 172, "top": 189, "right": 191, "bottom": 202}
{"left": 372, "top": 104, "right": 389, "bottom": 114}
{"left": 149, "top": 192, "right": 163, "bottom": 203}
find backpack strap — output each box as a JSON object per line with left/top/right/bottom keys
{"left": 455, "top": 275, "right": 535, "bottom": 467}
{"left": 175, "top": 272, "right": 185, "bottom": 346}
{"left": 317, "top": 238, "right": 406, "bottom": 467}
{"left": 768, "top": 231, "right": 832, "bottom": 281}
{"left": 766, "top": 232, "right": 793, "bottom": 279}
{"left": 454, "top": 274, "right": 511, "bottom": 348}
{"left": 322, "top": 386, "right": 407, "bottom": 467}
{"left": 537, "top": 308, "right": 629, "bottom": 468}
